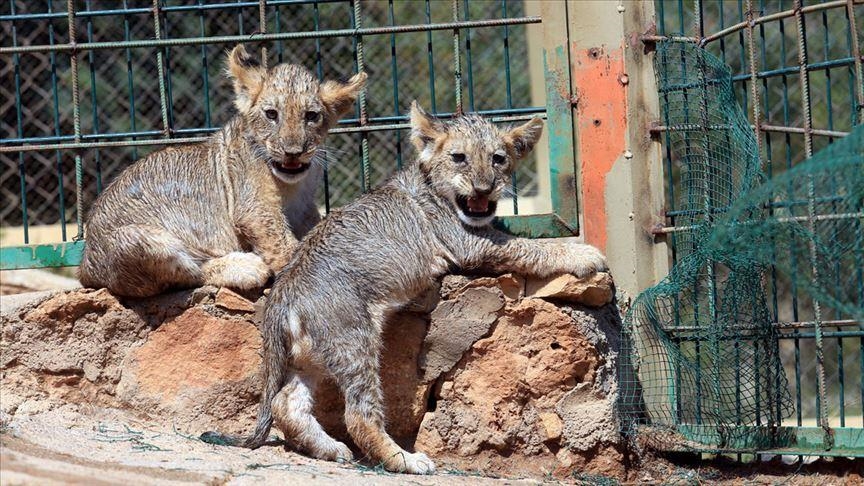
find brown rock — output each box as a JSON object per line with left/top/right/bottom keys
{"left": 215, "top": 287, "right": 256, "bottom": 313}
{"left": 25, "top": 288, "right": 118, "bottom": 324}
{"left": 451, "top": 274, "right": 525, "bottom": 301}
{"left": 525, "top": 272, "right": 614, "bottom": 307}
{"left": 116, "top": 307, "right": 262, "bottom": 432}
{"left": 539, "top": 412, "right": 563, "bottom": 441}
{"left": 2, "top": 269, "right": 625, "bottom": 480}
{"left": 556, "top": 382, "right": 618, "bottom": 452}
{"left": 118, "top": 308, "right": 260, "bottom": 401}
{"left": 421, "top": 287, "right": 504, "bottom": 381}
{"left": 416, "top": 298, "right": 602, "bottom": 468}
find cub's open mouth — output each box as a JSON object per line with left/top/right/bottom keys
{"left": 456, "top": 194, "right": 497, "bottom": 218}
{"left": 270, "top": 160, "right": 310, "bottom": 175}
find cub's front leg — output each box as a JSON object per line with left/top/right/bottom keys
{"left": 234, "top": 204, "right": 299, "bottom": 273}
{"left": 459, "top": 228, "right": 608, "bottom": 278}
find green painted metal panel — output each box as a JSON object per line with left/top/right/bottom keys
{"left": 496, "top": 213, "right": 577, "bottom": 239}
{"left": 0, "top": 241, "right": 85, "bottom": 270}
{"left": 660, "top": 425, "right": 864, "bottom": 456}
{"left": 542, "top": 44, "right": 580, "bottom": 234}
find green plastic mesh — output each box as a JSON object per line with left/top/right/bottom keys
{"left": 618, "top": 41, "right": 864, "bottom": 451}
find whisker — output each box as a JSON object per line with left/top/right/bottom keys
{"left": 319, "top": 144, "right": 351, "bottom": 156}
{"left": 500, "top": 185, "right": 518, "bottom": 198}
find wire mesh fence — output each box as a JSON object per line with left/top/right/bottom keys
{"left": 620, "top": 0, "right": 864, "bottom": 456}
{"left": 1, "top": 0, "right": 547, "bottom": 251}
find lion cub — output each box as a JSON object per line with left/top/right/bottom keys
{"left": 205, "top": 103, "right": 607, "bottom": 474}
{"left": 78, "top": 45, "right": 366, "bottom": 297}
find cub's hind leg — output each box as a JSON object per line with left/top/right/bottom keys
{"left": 80, "top": 224, "right": 203, "bottom": 298}
{"left": 272, "top": 371, "right": 353, "bottom": 462}
{"left": 319, "top": 310, "right": 436, "bottom": 474}
{"left": 200, "top": 252, "right": 270, "bottom": 289}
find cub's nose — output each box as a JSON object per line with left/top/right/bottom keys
{"left": 284, "top": 148, "right": 304, "bottom": 158}
{"left": 472, "top": 184, "right": 493, "bottom": 197}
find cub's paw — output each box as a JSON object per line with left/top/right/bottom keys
{"left": 311, "top": 440, "right": 354, "bottom": 463}
{"left": 202, "top": 252, "right": 271, "bottom": 289}
{"left": 566, "top": 244, "right": 608, "bottom": 277}
{"left": 384, "top": 450, "right": 436, "bottom": 475}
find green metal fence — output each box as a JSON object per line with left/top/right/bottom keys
{"left": 621, "top": 0, "right": 864, "bottom": 457}
{"left": 1, "top": 0, "right": 580, "bottom": 270}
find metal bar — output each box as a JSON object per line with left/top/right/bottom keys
{"left": 452, "top": 0, "right": 462, "bottom": 116}
{"left": 651, "top": 212, "right": 864, "bottom": 234}
{"left": 388, "top": 0, "right": 403, "bottom": 169}
{"left": 793, "top": 0, "right": 831, "bottom": 449}
{"left": 0, "top": 17, "right": 542, "bottom": 54}
{"left": 47, "top": 0, "right": 67, "bottom": 241}
{"left": 151, "top": 0, "right": 171, "bottom": 138}
{"left": 0, "top": 111, "right": 546, "bottom": 154}
{"left": 849, "top": 0, "right": 864, "bottom": 123}
{"left": 502, "top": 0, "right": 517, "bottom": 215}
{"left": 671, "top": 330, "right": 864, "bottom": 341}
{"left": 2, "top": 106, "right": 546, "bottom": 147}
{"left": 67, "top": 0, "right": 84, "bottom": 240}
{"left": 650, "top": 123, "right": 850, "bottom": 138}
{"left": 84, "top": 0, "right": 103, "bottom": 194}
{"left": 0, "top": 0, "right": 345, "bottom": 21}
{"left": 198, "top": 0, "right": 212, "bottom": 129}
{"left": 161, "top": 0, "right": 176, "bottom": 133}
{"left": 122, "top": 0, "right": 139, "bottom": 161}
{"left": 744, "top": 0, "right": 763, "bottom": 158}
{"left": 425, "top": 0, "right": 437, "bottom": 112}
{"left": 463, "top": 0, "right": 475, "bottom": 111}
{"left": 733, "top": 57, "right": 860, "bottom": 81}
{"left": 351, "top": 0, "right": 370, "bottom": 193}
{"left": 273, "top": 1, "right": 283, "bottom": 63}
{"left": 667, "top": 319, "right": 860, "bottom": 332}
{"left": 312, "top": 1, "right": 328, "bottom": 214}
{"left": 650, "top": 56, "right": 861, "bottom": 91}
{"left": 639, "top": 0, "right": 854, "bottom": 48}
{"left": 259, "top": 0, "right": 268, "bottom": 67}
{"left": 10, "top": 1, "right": 28, "bottom": 244}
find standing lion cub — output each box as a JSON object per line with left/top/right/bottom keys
{"left": 202, "top": 102, "right": 607, "bottom": 474}
{"left": 78, "top": 45, "right": 366, "bottom": 297}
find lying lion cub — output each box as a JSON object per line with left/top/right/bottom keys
{"left": 78, "top": 45, "right": 366, "bottom": 297}
{"left": 203, "top": 103, "right": 607, "bottom": 474}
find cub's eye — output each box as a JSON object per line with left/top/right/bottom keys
{"left": 305, "top": 111, "right": 321, "bottom": 123}
{"left": 264, "top": 109, "right": 279, "bottom": 121}
{"left": 492, "top": 153, "right": 506, "bottom": 166}
{"left": 450, "top": 153, "right": 466, "bottom": 164}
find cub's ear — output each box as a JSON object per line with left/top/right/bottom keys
{"left": 226, "top": 44, "right": 266, "bottom": 113}
{"left": 409, "top": 101, "right": 445, "bottom": 155}
{"left": 504, "top": 117, "right": 544, "bottom": 160}
{"left": 320, "top": 71, "right": 367, "bottom": 122}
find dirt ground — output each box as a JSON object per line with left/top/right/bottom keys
{"left": 1, "top": 403, "right": 862, "bottom": 485}
{"left": 0, "top": 405, "right": 546, "bottom": 485}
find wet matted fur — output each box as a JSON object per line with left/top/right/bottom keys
{"left": 78, "top": 45, "right": 366, "bottom": 297}
{"left": 203, "top": 102, "right": 607, "bottom": 474}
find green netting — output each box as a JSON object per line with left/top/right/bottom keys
{"left": 619, "top": 40, "right": 864, "bottom": 451}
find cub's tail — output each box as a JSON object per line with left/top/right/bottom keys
{"left": 199, "top": 302, "right": 295, "bottom": 449}
{"left": 199, "top": 430, "right": 245, "bottom": 447}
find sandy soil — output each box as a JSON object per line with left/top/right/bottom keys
{"left": 0, "top": 405, "right": 544, "bottom": 485}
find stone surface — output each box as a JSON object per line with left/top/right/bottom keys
{"left": 421, "top": 287, "right": 504, "bottom": 381}
{"left": 116, "top": 307, "right": 262, "bottom": 433}
{"left": 414, "top": 296, "right": 624, "bottom": 478}
{"left": 214, "top": 287, "right": 256, "bottom": 313}
{"left": 525, "top": 272, "right": 614, "bottom": 307}
{"left": 1, "top": 271, "right": 625, "bottom": 480}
